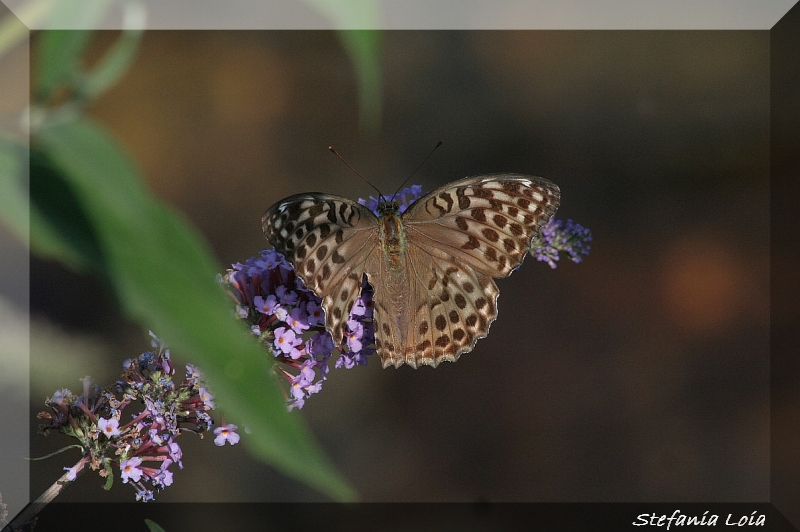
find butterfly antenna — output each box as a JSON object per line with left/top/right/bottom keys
{"left": 328, "top": 146, "right": 385, "bottom": 200}
{"left": 390, "top": 140, "right": 444, "bottom": 201}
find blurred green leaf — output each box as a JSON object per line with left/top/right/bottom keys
{"left": 300, "top": 0, "right": 383, "bottom": 132}
{"left": 0, "top": 136, "right": 29, "bottom": 243}
{"left": 36, "top": 25, "right": 143, "bottom": 104}
{"left": 34, "top": 117, "right": 356, "bottom": 501}
{"left": 44, "top": 0, "right": 115, "bottom": 29}
{"left": 336, "top": 30, "right": 382, "bottom": 133}
{"left": 28, "top": 146, "right": 104, "bottom": 271}
{"left": 0, "top": 0, "right": 112, "bottom": 61}
{"left": 35, "top": 29, "right": 94, "bottom": 101}
{"left": 81, "top": 27, "right": 143, "bottom": 100}
{"left": 302, "top": 0, "right": 381, "bottom": 27}
{"left": 25, "top": 13, "right": 141, "bottom": 270}
{"left": 144, "top": 520, "right": 166, "bottom": 532}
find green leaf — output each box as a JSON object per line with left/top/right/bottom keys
{"left": 80, "top": 28, "right": 143, "bottom": 101}
{"left": 36, "top": 26, "right": 143, "bottom": 104}
{"left": 336, "top": 30, "right": 382, "bottom": 133}
{"left": 0, "top": 136, "right": 29, "bottom": 244}
{"left": 0, "top": 135, "right": 105, "bottom": 273}
{"left": 35, "top": 30, "right": 95, "bottom": 102}
{"left": 302, "top": 0, "right": 381, "bottom": 28}
{"left": 102, "top": 460, "right": 114, "bottom": 490}
{"left": 298, "top": 0, "right": 383, "bottom": 132}
{"left": 28, "top": 146, "right": 103, "bottom": 271}
{"left": 34, "top": 117, "right": 356, "bottom": 501}
{"left": 43, "top": 0, "right": 116, "bottom": 29}
{"left": 144, "top": 520, "right": 166, "bottom": 532}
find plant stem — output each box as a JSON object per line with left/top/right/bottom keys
{"left": 1, "top": 464, "right": 78, "bottom": 532}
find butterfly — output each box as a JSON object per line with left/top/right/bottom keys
{"left": 262, "top": 174, "right": 560, "bottom": 369}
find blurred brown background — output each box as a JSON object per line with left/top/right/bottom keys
{"left": 30, "top": 31, "right": 769, "bottom": 502}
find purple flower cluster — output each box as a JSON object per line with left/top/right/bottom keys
{"left": 221, "top": 249, "right": 376, "bottom": 410}
{"left": 531, "top": 218, "right": 593, "bottom": 269}
{"left": 37, "top": 332, "right": 234, "bottom": 502}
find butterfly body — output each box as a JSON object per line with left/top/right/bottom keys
{"left": 377, "top": 204, "right": 406, "bottom": 261}
{"left": 263, "top": 174, "right": 560, "bottom": 369}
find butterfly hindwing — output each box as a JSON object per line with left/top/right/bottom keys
{"left": 378, "top": 250, "right": 500, "bottom": 369}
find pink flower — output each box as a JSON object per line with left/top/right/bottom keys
{"left": 254, "top": 294, "right": 280, "bottom": 315}
{"left": 214, "top": 424, "right": 240, "bottom": 446}
{"left": 287, "top": 307, "right": 310, "bottom": 334}
{"left": 199, "top": 387, "right": 215, "bottom": 409}
{"left": 97, "top": 416, "right": 121, "bottom": 438}
{"left": 273, "top": 326, "right": 301, "bottom": 355}
{"left": 120, "top": 457, "right": 144, "bottom": 483}
{"left": 305, "top": 301, "right": 324, "bottom": 326}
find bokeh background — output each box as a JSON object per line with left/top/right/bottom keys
{"left": 29, "top": 30, "right": 769, "bottom": 502}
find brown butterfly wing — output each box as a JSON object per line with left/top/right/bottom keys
{"left": 263, "top": 194, "right": 379, "bottom": 347}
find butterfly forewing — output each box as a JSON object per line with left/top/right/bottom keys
{"left": 262, "top": 193, "right": 379, "bottom": 346}
{"left": 403, "top": 174, "right": 561, "bottom": 277}
{"left": 263, "top": 174, "right": 561, "bottom": 369}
